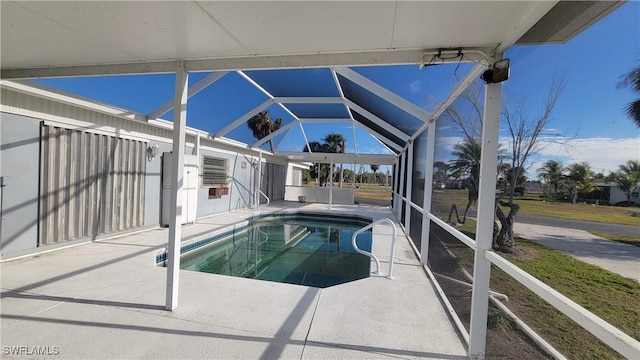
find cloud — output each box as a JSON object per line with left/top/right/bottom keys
{"left": 535, "top": 137, "right": 639, "bottom": 174}
{"left": 430, "top": 135, "right": 639, "bottom": 177}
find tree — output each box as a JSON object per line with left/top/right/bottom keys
{"left": 246, "top": 111, "right": 282, "bottom": 152}
{"left": 537, "top": 160, "right": 565, "bottom": 197}
{"left": 323, "top": 133, "right": 346, "bottom": 187}
{"left": 608, "top": 160, "right": 640, "bottom": 203}
{"left": 302, "top": 135, "right": 347, "bottom": 187}
{"left": 618, "top": 65, "right": 640, "bottom": 127}
{"left": 567, "top": 162, "right": 597, "bottom": 203}
{"left": 445, "top": 77, "right": 565, "bottom": 251}
{"left": 448, "top": 139, "right": 481, "bottom": 223}
{"left": 370, "top": 164, "right": 379, "bottom": 184}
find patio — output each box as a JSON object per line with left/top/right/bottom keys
{"left": 1, "top": 203, "right": 467, "bottom": 359}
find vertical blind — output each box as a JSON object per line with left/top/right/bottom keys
{"left": 39, "top": 125, "right": 146, "bottom": 245}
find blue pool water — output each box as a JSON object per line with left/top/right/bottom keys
{"left": 177, "top": 214, "right": 373, "bottom": 288}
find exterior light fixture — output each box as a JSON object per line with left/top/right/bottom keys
{"left": 147, "top": 143, "right": 160, "bottom": 161}
{"left": 481, "top": 58, "right": 510, "bottom": 84}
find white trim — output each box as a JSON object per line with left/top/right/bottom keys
{"left": 148, "top": 71, "right": 228, "bottom": 119}
{"left": 273, "top": 97, "right": 343, "bottom": 104}
{"left": 1, "top": 80, "right": 145, "bottom": 121}
{"left": 41, "top": 119, "right": 149, "bottom": 143}
{"left": 334, "top": 66, "right": 431, "bottom": 122}
{"left": 427, "top": 213, "right": 476, "bottom": 250}
{"left": 251, "top": 120, "right": 299, "bottom": 148}
{"left": 351, "top": 120, "right": 403, "bottom": 153}
{"left": 166, "top": 60, "right": 189, "bottom": 311}
{"left": 486, "top": 251, "right": 640, "bottom": 359}
{"left": 298, "top": 118, "right": 352, "bottom": 123}
{"left": 420, "top": 125, "right": 437, "bottom": 262}
{"left": 345, "top": 99, "right": 410, "bottom": 142}
{"left": 468, "top": 78, "right": 503, "bottom": 357}
{"left": 215, "top": 98, "right": 274, "bottom": 137}
{"left": 410, "top": 63, "right": 486, "bottom": 141}
{"left": 404, "top": 144, "right": 414, "bottom": 232}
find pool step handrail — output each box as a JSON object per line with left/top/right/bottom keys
{"left": 256, "top": 190, "right": 270, "bottom": 211}
{"left": 351, "top": 218, "right": 397, "bottom": 279}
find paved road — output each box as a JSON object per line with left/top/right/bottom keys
{"left": 453, "top": 208, "right": 639, "bottom": 237}
{"left": 513, "top": 222, "right": 640, "bottom": 282}
{"left": 515, "top": 214, "right": 639, "bottom": 237}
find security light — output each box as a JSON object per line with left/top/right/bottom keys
{"left": 481, "top": 58, "right": 510, "bottom": 84}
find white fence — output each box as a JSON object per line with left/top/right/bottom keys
{"left": 284, "top": 185, "right": 354, "bottom": 205}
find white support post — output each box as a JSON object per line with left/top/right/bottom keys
{"left": 166, "top": 60, "right": 189, "bottom": 311}
{"left": 256, "top": 151, "right": 263, "bottom": 211}
{"left": 299, "top": 123, "right": 311, "bottom": 153}
{"left": 397, "top": 151, "right": 406, "bottom": 221}
{"left": 404, "top": 143, "right": 414, "bottom": 232}
{"left": 392, "top": 156, "right": 399, "bottom": 214}
{"left": 194, "top": 131, "right": 200, "bottom": 157}
{"left": 420, "top": 125, "right": 436, "bottom": 263}
{"left": 329, "top": 158, "right": 334, "bottom": 210}
{"left": 468, "top": 63, "right": 503, "bottom": 359}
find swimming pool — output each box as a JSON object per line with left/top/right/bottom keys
{"left": 164, "top": 213, "right": 373, "bottom": 288}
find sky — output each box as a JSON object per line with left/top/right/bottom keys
{"left": 31, "top": 1, "right": 640, "bottom": 179}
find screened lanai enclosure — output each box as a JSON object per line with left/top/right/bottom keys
{"left": 1, "top": 1, "right": 637, "bottom": 359}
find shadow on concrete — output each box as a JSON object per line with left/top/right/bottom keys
{"left": 0, "top": 313, "right": 467, "bottom": 360}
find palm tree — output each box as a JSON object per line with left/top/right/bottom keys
{"left": 323, "top": 133, "right": 346, "bottom": 187}
{"left": 303, "top": 141, "right": 325, "bottom": 184}
{"left": 537, "top": 160, "right": 565, "bottom": 196}
{"left": 370, "top": 164, "right": 379, "bottom": 184}
{"left": 567, "top": 162, "right": 596, "bottom": 203}
{"left": 619, "top": 65, "right": 640, "bottom": 127}
{"left": 246, "top": 111, "right": 282, "bottom": 152}
{"left": 448, "top": 138, "right": 481, "bottom": 221}
{"left": 609, "top": 160, "right": 640, "bottom": 203}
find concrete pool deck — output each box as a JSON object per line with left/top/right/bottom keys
{"left": 0, "top": 202, "right": 467, "bottom": 359}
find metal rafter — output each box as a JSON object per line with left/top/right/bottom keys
{"left": 344, "top": 99, "right": 410, "bottom": 142}
{"left": 148, "top": 71, "right": 228, "bottom": 119}
{"left": 410, "top": 63, "right": 486, "bottom": 141}
{"left": 333, "top": 66, "right": 431, "bottom": 123}
{"left": 251, "top": 120, "right": 299, "bottom": 148}
{"left": 215, "top": 98, "right": 274, "bottom": 138}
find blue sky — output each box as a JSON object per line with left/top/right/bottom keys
{"left": 32, "top": 1, "right": 639, "bottom": 177}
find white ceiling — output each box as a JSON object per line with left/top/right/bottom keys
{"left": 1, "top": 1, "right": 621, "bottom": 77}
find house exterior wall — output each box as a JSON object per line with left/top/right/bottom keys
{"left": 0, "top": 86, "right": 272, "bottom": 259}
{"left": 0, "top": 113, "right": 41, "bottom": 257}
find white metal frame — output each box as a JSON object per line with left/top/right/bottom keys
{"left": 165, "top": 60, "right": 188, "bottom": 311}
{"left": 148, "top": 71, "right": 228, "bottom": 120}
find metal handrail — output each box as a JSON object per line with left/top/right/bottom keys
{"left": 259, "top": 190, "right": 270, "bottom": 207}
{"left": 351, "top": 218, "right": 397, "bottom": 278}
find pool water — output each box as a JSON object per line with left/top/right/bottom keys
{"left": 179, "top": 215, "right": 373, "bottom": 288}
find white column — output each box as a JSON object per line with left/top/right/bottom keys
{"left": 404, "top": 143, "right": 414, "bottom": 232}
{"left": 166, "top": 60, "right": 189, "bottom": 311}
{"left": 420, "top": 125, "right": 436, "bottom": 263}
{"left": 393, "top": 158, "right": 399, "bottom": 212}
{"left": 257, "top": 151, "right": 263, "bottom": 211}
{"left": 329, "top": 158, "right": 334, "bottom": 210}
{"left": 468, "top": 67, "right": 503, "bottom": 358}
{"left": 397, "top": 151, "right": 406, "bottom": 221}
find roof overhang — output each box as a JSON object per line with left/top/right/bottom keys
{"left": 1, "top": 1, "right": 623, "bottom": 79}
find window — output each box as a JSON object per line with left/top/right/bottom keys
{"left": 202, "top": 155, "right": 228, "bottom": 187}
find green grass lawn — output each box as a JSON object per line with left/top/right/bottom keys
{"left": 439, "top": 225, "right": 639, "bottom": 359}
{"left": 431, "top": 189, "right": 640, "bottom": 227}
{"left": 590, "top": 231, "right": 640, "bottom": 247}
{"left": 491, "top": 238, "right": 640, "bottom": 359}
